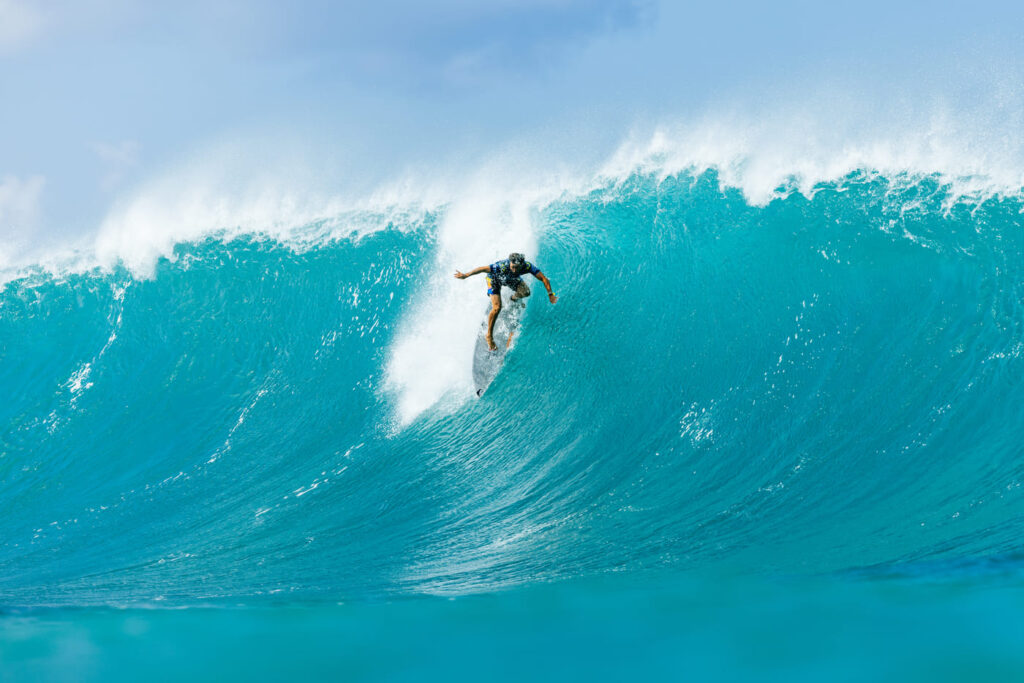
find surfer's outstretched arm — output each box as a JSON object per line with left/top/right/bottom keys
{"left": 534, "top": 271, "right": 558, "bottom": 303}
{"left": 454, "top": 266, "right": 489, "bottom": 279}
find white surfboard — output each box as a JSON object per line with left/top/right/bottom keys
{"left": 472, "top": 299, "right": 525, "bottom": 397}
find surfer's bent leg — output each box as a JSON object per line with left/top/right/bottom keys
{"left": 510, "top": 282, "right": 531, "bottom": 301}
{"left": 486, "top": 293, "right": 502, "bottom": 351}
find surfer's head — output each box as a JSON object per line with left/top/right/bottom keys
{"left": 509, "top": 253, "right": 526, "bottom": 272}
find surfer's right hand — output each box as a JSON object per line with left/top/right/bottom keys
{"left": 486, "top": 335, "right": 498, "bottom": 351}
{"left": 454, "top": 271, "right": 467, "bottom": 279}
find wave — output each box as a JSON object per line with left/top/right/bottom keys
{"left": 3, "top": 165, "right": 1024, "bottom": 607}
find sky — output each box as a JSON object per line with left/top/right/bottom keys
{"left": 2, "top": 0, "right": 1024, "bottom": 257}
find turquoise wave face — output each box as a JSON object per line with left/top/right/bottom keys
{"left": 3, "top": 170, "right": 1024, "bottom": 608}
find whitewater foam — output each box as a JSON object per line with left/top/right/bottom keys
{"left": 5, "top": 85, "right": 1024, "bottom": 288}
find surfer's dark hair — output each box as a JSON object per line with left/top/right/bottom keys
{"left": 509, "top": 252, "right": 525, "bottom": 265}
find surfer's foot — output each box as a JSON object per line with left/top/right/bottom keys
{"left": 486, "top": 335, "right": 498, "bottom": 351}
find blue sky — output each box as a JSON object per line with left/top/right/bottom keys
{"left": 2, "top": 0, "right": 1024, "bottom": 248}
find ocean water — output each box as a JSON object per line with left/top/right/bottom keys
{"left": 3, "top": 167, "right": 1024, "bottom": 679}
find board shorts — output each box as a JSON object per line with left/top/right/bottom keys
{"left": 486, "top": 277, "right": 530, "bottom": 298}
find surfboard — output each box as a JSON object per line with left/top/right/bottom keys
{"left": 472, "top": 299, "right": 525, "bottom": 397}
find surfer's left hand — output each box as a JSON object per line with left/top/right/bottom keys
{"left": 548, "top": 292, "right": 558, "bottom": 303}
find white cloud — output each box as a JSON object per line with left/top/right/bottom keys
{"left": 91, "top": 139, "right": 140, "bottom": 191}
{"left": 0, "top": 174, "right": 45, "bottom": 232}
{"left": 0, "top": 0, "right": 46, "bottom": 52}
{"left": 92, "top": 139, "right": 139, "bottom": 167}
{"left": 0, "top": 174, "right": 45, "bottom": 267}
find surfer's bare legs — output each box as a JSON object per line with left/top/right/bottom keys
{"left": 510, "top": 282, "right": 531, "bottom": 301}
{"left": 486, "top": 293, "right": 502, "bottom": 351}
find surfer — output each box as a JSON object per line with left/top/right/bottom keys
{"left": 455, "top": 252, "right": 557, "bottom": 351}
